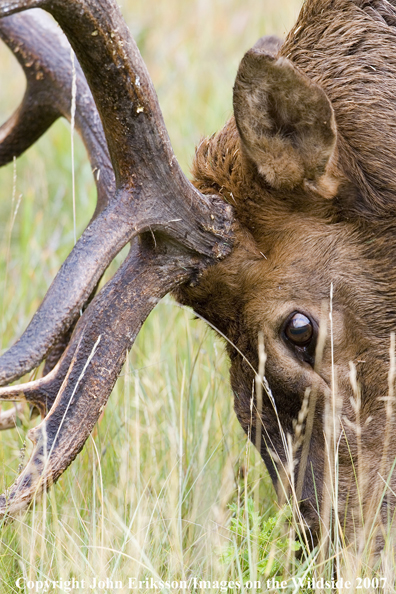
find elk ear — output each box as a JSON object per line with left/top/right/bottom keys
{"left": 233, "top": 49, "right": 338, "bottom": 198}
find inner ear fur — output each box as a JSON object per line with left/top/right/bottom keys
{"left": 233, "top": 49, "right": 339, "bottom": 198}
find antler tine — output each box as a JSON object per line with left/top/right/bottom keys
{"left": 0, "top": 347, "right": 75, "bottom": 417}
{"left": 0, "top": 207, "right": 133, "bottom": 386}
{"left": 0, "top": 238, "right": 207, "bottom": 517}
{"left": 0, "top": 0, "right": 231, "bottom": 255}
{"left": 0, "top": 9, "right": 115, "bottom": 214}
{"left": 0, "top": 8, "right": 119, "bottom": 384}
{"left": 0, "top": 403, "right": 24, "bottom": 430}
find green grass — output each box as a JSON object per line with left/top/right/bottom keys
{"left": 0, "top": 1, "right": 303, "bottom": 591}
{"left": 1, "top": 1, "right": 393, "bottom": 592}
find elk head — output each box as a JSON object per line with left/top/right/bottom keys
{"left": 0, "top": 0, "right": 395, "bottom": 553}
{"left": 176, "top": 0, "right": 396, "bottom": 548}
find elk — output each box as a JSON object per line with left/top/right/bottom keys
{"left": 0, "top": 0, "right": 395, "bottom": 550}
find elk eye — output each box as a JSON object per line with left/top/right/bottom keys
{"left": 284, "top": 312, "right": 313, "bottom": 346}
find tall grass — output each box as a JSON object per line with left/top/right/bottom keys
{"left": 0, "top": 1, "right": 302, "bottom": 591}
{"left": 1, "top": 0, "right": 394, "bottom": 592}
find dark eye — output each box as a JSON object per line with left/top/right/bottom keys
{"left": 284, "top": 312, "right": 313, "bottom": 346}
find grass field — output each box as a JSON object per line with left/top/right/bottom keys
{"left": 0, "top": 0, "right": 394, "bottom": 592}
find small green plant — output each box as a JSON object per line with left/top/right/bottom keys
{"left": 223, "top": 497, "right": 306, "bottom": 583}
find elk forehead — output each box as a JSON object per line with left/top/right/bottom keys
{"left": 228, "top": 218, "right": 369, "bottom": 363}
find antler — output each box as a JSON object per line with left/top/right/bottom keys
{"left": 0, "top": 9, "right": 115, "bottom": 213}
{"left": 0, "top": 7, "right": 117, "bottom": 384}
{"left": 0, "top": 0, "right": 234, "bottom": 517}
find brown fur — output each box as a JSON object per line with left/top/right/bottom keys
{"left": 174, "top": 1, "right": 396, "bottom": 547}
